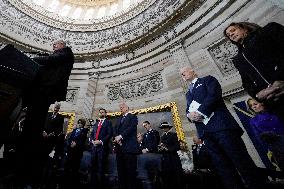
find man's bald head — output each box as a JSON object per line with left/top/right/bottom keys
{"left": 53, "top": 40, "right": 66, "bottom": 51}
{"left": 180, "top": 67, "right": 197, "bottom": 82}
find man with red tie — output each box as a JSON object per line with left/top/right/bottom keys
{"left": 90, "top": 108, "right": 113, "bottom": 189}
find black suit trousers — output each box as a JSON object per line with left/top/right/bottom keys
{"left": 116, "top": 153, "right": 137, "bottom": 189}
{"left": 204, "top": 130, "right": 266, "bottom": 189}
{"left": 17, "top": 88, "right": 51, "bottom": 186}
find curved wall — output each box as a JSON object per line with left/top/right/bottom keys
{"left": 64, "top": 0, "right": 284, "bottom": 167}
{"left": 1, "top": 0, "right": 284, "bottom": 166}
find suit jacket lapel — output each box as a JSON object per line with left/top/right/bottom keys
{"left": 191, "top": 78, "right": 200, "bottom": 97}
{"left": 186, "top": 90, "right": 193, "bottom": 103}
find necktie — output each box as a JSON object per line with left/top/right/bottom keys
{"left": 75, "top": 128, "right": 81, "bottom": 137}
{"left": 52, "top": 113, "right": 56, "bottom": 119}
{"left": 95, "top": 120, "right": 103, "bottom": 140}
{"left": 120, "top": 115, "right": 126, "bottom": 124}
{"left": 189, "top": 83, "right": 194, "bottom": 93}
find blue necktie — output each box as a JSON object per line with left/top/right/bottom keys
{"left": 189, "top": 83, "right": 194, "bottom": 93}
{"left": 120, "top": 115, "right": 126, "bottom": 124}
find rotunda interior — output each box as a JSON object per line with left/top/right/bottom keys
{"left": 1, "top": 0, "right": 284, "bottom": 177}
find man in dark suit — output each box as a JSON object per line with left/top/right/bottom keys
{"left": 180, "top": 67, "right": 266, "bottom": 189}
{"left": 42, "top": 102, "right": 64, "bottom": 156}
{"left": 141, "top": 121, "right": 160, "bottom": 154}
{"left": 191, "top": 136, "right": 211, "bottom": 170}
{"left": 114, "top": 102, "right": 139, "bottom": 189}
{"left": 17, "top": 40, "right": 74, "bottom": 187}
{"left": 89, "top": 108, "right": 113, "bottom": 189}
{"left": 40, "top": 102, "right": 64, "bottom": 187}
{"left": 64, "top": 118, "right": 88, "bottom": 188}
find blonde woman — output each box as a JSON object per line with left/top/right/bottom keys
{"left": 247, "top": 98, "right": 284, "bottom": 170}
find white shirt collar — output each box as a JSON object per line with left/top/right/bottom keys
{"left": 191, "top": 77, "right": 198, "bottom": 85}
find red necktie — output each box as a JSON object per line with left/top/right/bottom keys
{"left": 95, "top": 120, "right": 103, "bottom": 140}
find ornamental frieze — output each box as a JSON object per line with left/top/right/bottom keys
{"left": 66, "top": 87, "right": 80, "bottom": 104}
{"left": 106, "top": 70, "right": 163, "bottom": 101}
{"left": 9, "top": 0, "right": 155, "bottom": 31}
{"left": 0, "top": 0, "right": 199, "bottom": 54}
{"left": 208, "top": 39, "right": 238, "bottom": 77}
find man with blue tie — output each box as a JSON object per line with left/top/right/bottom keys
{"left": 90, "top": 108, "right": 113, "bottom": 189}
{"left": 114, "top": 102, "right": 139, "bottom": 189}
{"left": 180, "top": 67, "right": 265, "bottom": 189}
{"left": 64, "top": 118, "right": 88, "bottom": 187}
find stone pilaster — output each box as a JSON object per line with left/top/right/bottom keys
{"left": 168, "top": 40, "right": 192, "bottom": 70}
{"left": 82, "top": 72, "right": 101, "bottom": 119}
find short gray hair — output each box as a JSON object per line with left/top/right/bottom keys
{"left": 54, "top": 102, "right": 61, "bottom": 109}
{"left": 53, "top": 40, "right": 66, "bottom": 47}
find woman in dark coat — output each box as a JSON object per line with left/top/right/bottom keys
{"left": 224, "top": 22, "right": 284, "bottom": 120}
{"left": 159, "top": 122, "right": 182, "bottom": 189}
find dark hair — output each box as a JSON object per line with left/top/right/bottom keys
{"left": 99, "top": 108, "right": 107, "bottom": 113}
{"left": 143, "top": 121, "right": 150, "bottom": 125}
{"left": 223, "top": 22, "right": 261, "bottom": 47}
{"left": 77, "top": 118, "right": 86, "bottom": 126}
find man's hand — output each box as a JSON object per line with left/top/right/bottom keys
{"left": 92, "top": 140, "right": 102, "bottom": 146}
{"left": 187, "top": 112, "right": 204, "bottom": 122}
{"left": 142, "top": 149, "right": 148, "bottom": 154}
{"left": 71, "top": 141, "right": 76, "bottom": 148}
{"left": 43, "top": 131, "right": 48, "bottom": 137}
{"left": 256, "top": 81, "right": 284, "bottom": 101}
{"left": 114, "top": 135, "right": 123, "bottom": 145}
{"left": 158, "top": 143, "right": 168, "bottom": 152}
{"left": 48, "top": 132, "right": 55, "bottom": 137}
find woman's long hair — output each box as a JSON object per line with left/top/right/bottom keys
{"left": 224, "top": 22, "right": 261, "bottom": 48}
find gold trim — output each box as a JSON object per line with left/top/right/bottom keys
{"left": 108, "top": 102, "right": 186, "bottom": 142}
{"left": 58, "top": 112, "right": 76, "bottom": 133}
{"left": 232, "top": 105, "right": 254, "bottom": 118}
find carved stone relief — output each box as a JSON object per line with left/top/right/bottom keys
{"left": 1, "top": 0, "right": 193, "bottom": 54}
{"left": 106, "top": 70, "right": 164, "bottom": 101}
{"left": 208, "top": 39, "right": 238, "bottom": 77}
{"left": 66, "top": 87, "right": 80, "bottom": 104}
{"left": 0, "top": 42, "right": 6, "bottom": 50}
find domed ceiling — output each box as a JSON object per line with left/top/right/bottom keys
{"left": 7, "top": 0, "right": 149, "bottom": 31}
{"left": 0, "top": 0, "right": 206, "bottom": 57}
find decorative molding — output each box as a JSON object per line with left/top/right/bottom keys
{"left": 106, "top": 70, "right": 164, "bottom": 101}
{"left": 66, "top": 87, "right": 80, "bottom": 104}
{"left": 88, "top": 71, "right": 101, "bottom": 79}
{"left": 0, "top": 42, "right": 6, "bottom": 50}
{"left": 63, "top": 0, "right": 117, "bottom": 6}
{"left": 208, "top": 39, "right": 238, "bottom": 77}
{"left": 0, "top": 0, "right": 205, "bottom": 55}
{"left": 60, "top": 112, "right": 76, "bottom": 133}
{"left": 10, "top": 0, "right": 155, "bottom": 31}
{"left": 222, "top": 86, "right": 244, "bottom": 97}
